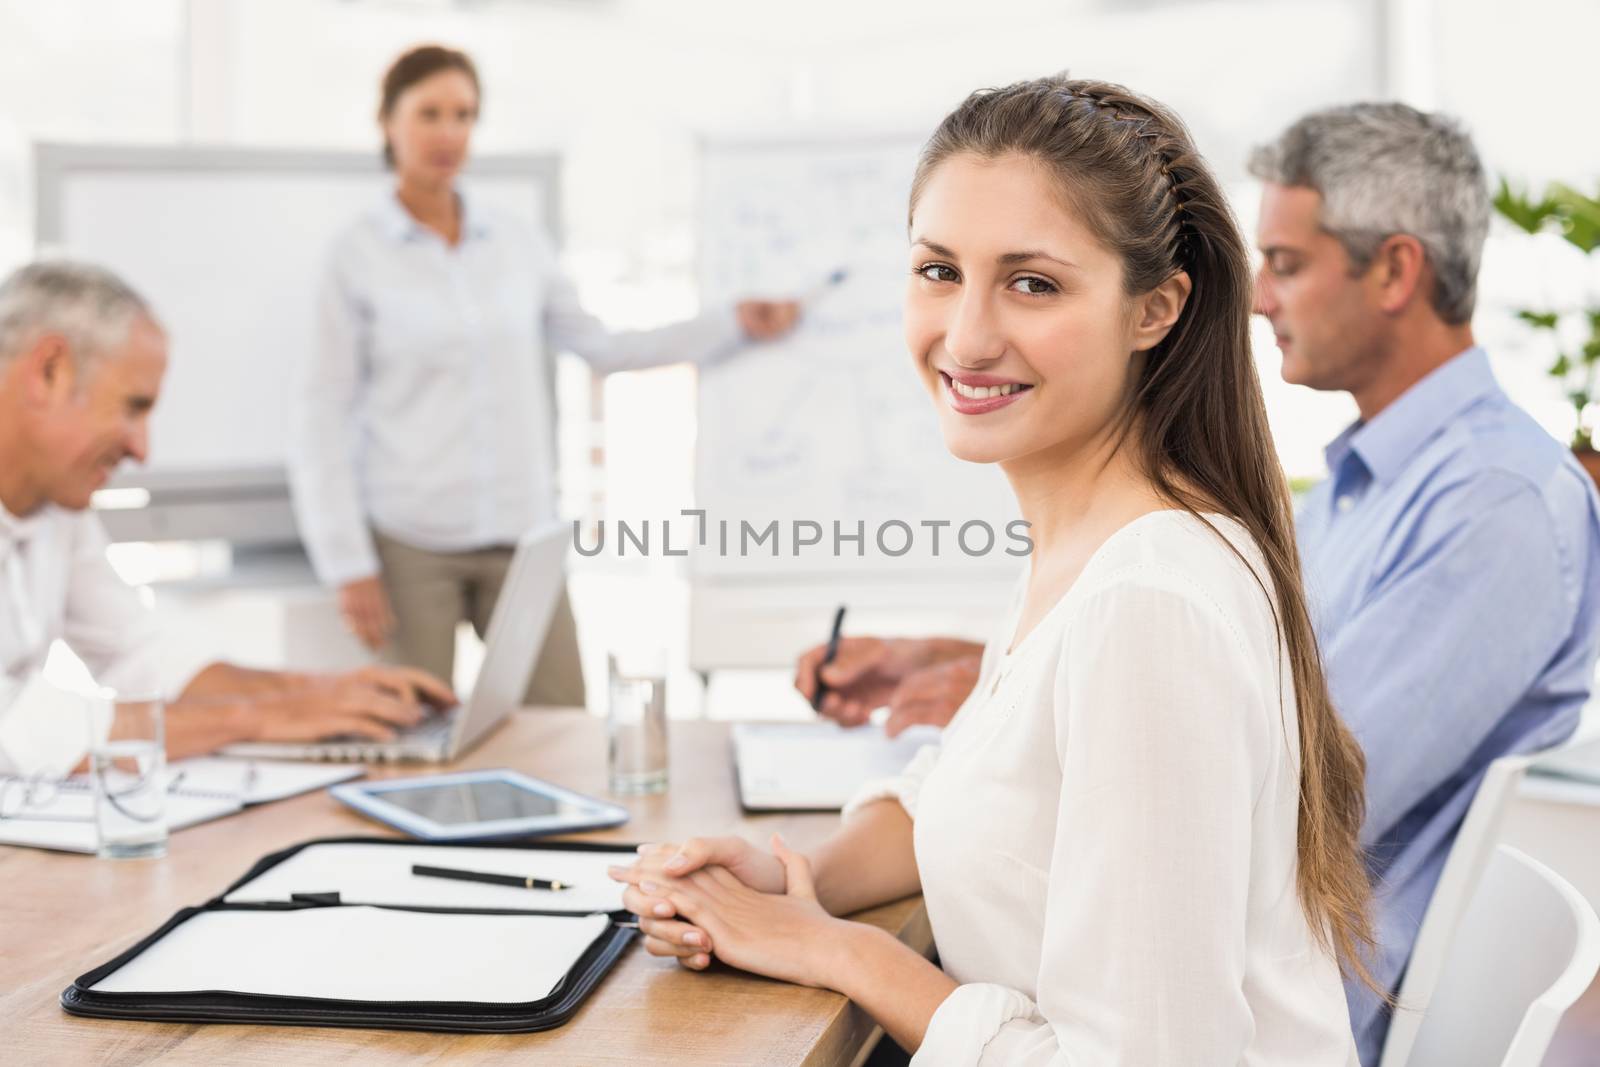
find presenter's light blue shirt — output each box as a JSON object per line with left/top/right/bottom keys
{"left": 288, "top": 189, "right": 743, "bottom": 587}
{"left": 1297, "top": 347, "right": 1600, "bottom": 1064}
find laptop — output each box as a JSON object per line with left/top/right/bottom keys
{"left": 222, "top": 522, "right": 569, "bottom": 764}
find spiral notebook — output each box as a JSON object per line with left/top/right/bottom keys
{"left": 0, "top": 759, "right": 362, "bottom": 854}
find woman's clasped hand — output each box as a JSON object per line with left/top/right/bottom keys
{"left": 607, "top": 834, "right": 853, "bottom": 988}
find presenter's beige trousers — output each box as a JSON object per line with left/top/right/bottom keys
{"left": 371, "top": 530, "right": 587, "bottom": 708}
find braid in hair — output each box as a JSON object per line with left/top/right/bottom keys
{"left": 1051, "top": 81, "right": 1194, "bottom": 272}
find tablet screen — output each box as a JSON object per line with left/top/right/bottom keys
{"left": 376, "top": 780, "right": 589, "bottom": 826}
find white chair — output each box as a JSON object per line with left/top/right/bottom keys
{"left": 1380, "top": 755, "right": 1537, "bottom": 1067}
{"left": 1401, "top": 844, "right": 1599, "bottom": 1066}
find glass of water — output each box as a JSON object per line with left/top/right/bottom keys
{"left": 608, "top": 653, "right": 668, "bottom": 795}
{"left": 89, "top": 692, "right": 168, "bottom": 859}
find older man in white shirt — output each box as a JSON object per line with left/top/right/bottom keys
{"left": 0, "top": 261, "right": 454, "bottom": 774}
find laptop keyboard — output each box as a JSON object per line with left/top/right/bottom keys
{"left": 311, "top": 712, "right": 457, "bottom": 762}
{"left": 400, "top": 715, "right": 455, "bottom": 741}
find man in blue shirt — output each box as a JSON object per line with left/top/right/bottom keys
{"left": 1249, "top": 103, "right": 1600, "bottom": 1064}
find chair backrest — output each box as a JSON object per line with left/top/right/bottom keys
{"left": 1402, "top": 845, "right": 1599, "bottom": 1067}
{"left": 1380, "top": 755, "right": 1536, "bottom": 1067}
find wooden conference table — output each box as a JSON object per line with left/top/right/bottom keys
{"left": 1, "top": 710, "right": 932, "bottom": 1066}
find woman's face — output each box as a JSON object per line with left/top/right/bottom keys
{"left": 384, "top": 69, "right": 478, "bottom": 183}
{"left": 905, "top": 152, "right": 1146, "bottom": 470}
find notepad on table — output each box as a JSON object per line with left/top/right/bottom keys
{"left": 0, "top": 758, "right": 363, "bottom": 854}
{"left": 171, "top": 757, "right": 364, "bottom": 805}
{"left": 224, "top": 841, "right": 627, "bottom": 914}
{"left": 90, "top": 906, "right": 611, "bottom": 1004}
{"left": 732, "top": 720, "right": 940, "bottom": 811}
{"left": 0, "top": 785, "right": 239, "bottom": 854}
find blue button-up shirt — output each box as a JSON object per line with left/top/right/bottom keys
{"left": 1297, "top": 346, "right": 1600, "bottom": 1064}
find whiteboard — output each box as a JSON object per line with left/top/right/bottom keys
{"left": 34, "top": 145, "right": 560, "bottom": 514}
{"left": 691, "top": 134, "right": 1020, "bottom": 669}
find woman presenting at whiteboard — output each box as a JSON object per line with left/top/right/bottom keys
{"left": 288, "top": 45, "right": 798, "bottom": 702}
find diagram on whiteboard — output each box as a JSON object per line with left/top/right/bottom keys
{"left": 695, "top": 136, "right": 1017, "bottom": 580}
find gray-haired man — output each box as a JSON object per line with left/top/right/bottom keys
{"left": 1251, "top": 104, "right": 1600, "bottom": 1062}
{"left": 0, "top": 261, "right": 455, "bottom": 773}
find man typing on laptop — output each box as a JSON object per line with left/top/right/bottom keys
{"left": 0, "top": 261, "right": 455, "bottom": 775}
{"left": 222, "top": 522, "right": 568, "bottom": 765}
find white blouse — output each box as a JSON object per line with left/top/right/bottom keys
{"left": 847, "top": 511, "right": 1357, "bottom": 1066}
{"left": 288, "top": 189, "right": 742, "bottom": 587}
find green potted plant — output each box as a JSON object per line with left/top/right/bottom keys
{"left": 1493, "top": 179, "right": 1600, "bottom": 482}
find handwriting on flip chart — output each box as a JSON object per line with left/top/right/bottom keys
{"left": 695, "top": 138, "right": 1016, "bottom": 577}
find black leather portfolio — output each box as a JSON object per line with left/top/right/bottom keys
{"left": 60, "top": 835, "right": 641, "bottom": 1033}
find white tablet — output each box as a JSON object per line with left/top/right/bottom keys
{"left": 331, "top": 769, "right": 630, "bottom": 841}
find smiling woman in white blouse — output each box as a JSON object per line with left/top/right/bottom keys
{"left": 609, "top": 75, "right": 1378, "bottom": 1065}
{"left": 288, "top": 45, "right": 797, "bottom": 700}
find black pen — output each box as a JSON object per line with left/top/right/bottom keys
{"left": 411, "top": 863, "right": 572, "bottom": 891}
{"left": 811, "top": 605, "right": 848, "bottom": 712}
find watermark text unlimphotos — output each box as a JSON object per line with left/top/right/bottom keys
{"left": 573, "top": 510, "right": 1033, "bottom": 558}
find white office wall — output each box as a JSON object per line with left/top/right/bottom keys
{"left": 1433, "top": 0, "right": 1600, "bottom": 444}
{"left": 0, "top": 1, "right": 184, "bottom": 267}
{"left": 0, "top": 0, "right": 1593, "bottom": 481}
{"left": 1436, "top": 0, "right": 1600, "bottom": 183}
{"left": 179, "top": 0, "right": 1383, "bottom": 276}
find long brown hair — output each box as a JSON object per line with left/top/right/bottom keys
{"left": 911, "top": 75, "right": 1377, "bottom": 987}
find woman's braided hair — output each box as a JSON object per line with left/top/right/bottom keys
{"left": 1058, "top": 82, "right": 1190, "bottom": 246}
{"left": 909, "top": 75, "right": 1380, "bottom": 993}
